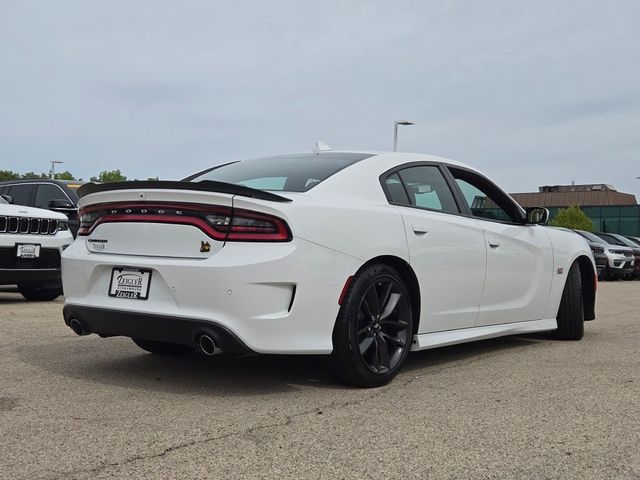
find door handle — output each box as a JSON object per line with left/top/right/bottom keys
{"left": 488, "top": 239, "right": 500, "bottom": 248}
{"left": 412, "top": 225, "right": 429, "bottom": 235}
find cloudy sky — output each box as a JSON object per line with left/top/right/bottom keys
{"left": 1, "top": 1, "right": 639, "bottom": 195}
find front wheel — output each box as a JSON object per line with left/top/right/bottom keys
{"left": 18, "top": 284, "right": 62, "bottom": 301}
{"left": 554, "top": 262, "right": 584, "bottom": 340}
{"left": 328, "top": 264, "right": 414, "bottom": 388}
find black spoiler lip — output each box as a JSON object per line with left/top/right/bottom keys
{"left": 77, "top": 180, "right": 292, "bottom": 203}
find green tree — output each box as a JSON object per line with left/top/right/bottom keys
{"left": 54, "top": 171, "right": 76, "bottom": 180}
{"left": 549, "top": 205, "right": 593, "bottom": 231}
{"left": 21, "top": 172, "right": 48, "bottom": 179}
{"left": 0, "top": 170, "right": 20, "bottom": 181}
{"left": 90, "top": 169, "right": 128, "bottom": 183}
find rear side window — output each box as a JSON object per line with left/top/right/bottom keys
{"left": 384, "top": 173, "right": 410, "bottom": 204}
{"left": 189, "top": 153, "right": 373, "bottom": 192}
{"left": 384, "top": 165, "right": 459, "bottom": 214}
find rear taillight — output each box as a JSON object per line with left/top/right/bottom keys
{"left": 77, "top": 202, "right": 292, "bottom": 242}
{"left": 210, "top": 208, "right": 291, "bottom": 241}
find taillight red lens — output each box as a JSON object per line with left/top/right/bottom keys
{"left": 77, "top": 203, "right": 291, "bottom": 242}
{"left": 222, "top": 208, "right": 291, "bottom": 241}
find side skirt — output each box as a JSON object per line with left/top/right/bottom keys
{"left": 411, "top": 318, "right": 557, "bottom": 351}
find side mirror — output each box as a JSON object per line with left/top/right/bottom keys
{"left": 1, "top": 194, "right": 13, "bottom": 204}
{"left": 525, "top": 207, "right": 549, "bottom": 225}
{"left": 49, "top": 199, "right": 76, "bottom": 210}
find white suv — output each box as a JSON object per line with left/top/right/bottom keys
{"left": 0, "top": 196, "right": 73, "bottom": 300}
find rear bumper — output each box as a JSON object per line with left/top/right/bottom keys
{"left": 0, "top": 267, "right": 61, "bottom": 286}
{"left": 63, "top": 305, "right": 252, "bottom": 354}
{"left": 62, "top": 237, "right": 360, "bottom": 354}
{"left": 0, "top": 241, "right": 68, "bottom": 286}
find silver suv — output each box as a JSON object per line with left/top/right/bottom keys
{"left": 574, "top": 230, "right": 634, "bottom": 280}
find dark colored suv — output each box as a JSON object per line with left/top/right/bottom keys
{"left": 0, "top": 179, "right": 83, "bottom": 237}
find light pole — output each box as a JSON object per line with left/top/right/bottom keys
{"left": 393, "top": 120, "right": 414, "bottom": 152}
{"left": 50, "top": 161, "right": 63, "bottom": 179}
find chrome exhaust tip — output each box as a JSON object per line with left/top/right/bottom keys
{"left": 69, "top": 318, "right": 88, "bottom": 336}
{"left": 198, "top": 334, "right": 217, "bottom": 356}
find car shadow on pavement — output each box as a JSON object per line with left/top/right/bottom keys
{"left": 15, "top": 333, "right": 549, "bottom": 396}
{"left": 0, "top": 293, "right": 27, "bottom": 305}
{"left": 403, "top": 334, "right": 547, "bottom": 375}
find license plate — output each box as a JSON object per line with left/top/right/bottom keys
{"left": 108, "top": 268, "right": 152, "bottom": 300}
{"left": 16, "top": 244, "right": 41, "bottom": 258}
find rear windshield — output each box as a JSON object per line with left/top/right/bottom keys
{"left": 188, "top": 152, "right": 373, "bottom": 192}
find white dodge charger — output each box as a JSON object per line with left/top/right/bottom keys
{"left": 62, "top": 151, "right": 596, "bottom": 387}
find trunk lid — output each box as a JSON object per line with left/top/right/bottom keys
{"left": 77, "top": 181, "right": 291, "bottom": 259}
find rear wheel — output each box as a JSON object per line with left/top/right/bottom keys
{"left": 328, "top": 264, "right": 413, "bottom": 388}
{"left": 554, "top": 262, "right": 584, "bottom": 340}
{"left": 132, "top": 338, "right": 194, "bottom": 355}
{"left": 18, "top": 284, "right": 62, "bottom": 301}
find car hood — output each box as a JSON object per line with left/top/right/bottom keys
{"left": 0, "top": 203, "right": 67, "bottom": 220}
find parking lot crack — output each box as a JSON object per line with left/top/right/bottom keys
{"left": 59, "top": 390, "right": 393, "bottom": 478}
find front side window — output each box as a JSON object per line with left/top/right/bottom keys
{"left": 188, "top": 153, "right": 372, "bottom": 192}
{"left": 450, "top": 169, "right": 522, "bottom": 223}
{"left": 35, "top": 184, "right": 69, "bottom": 209}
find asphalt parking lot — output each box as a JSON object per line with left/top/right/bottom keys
{"left": 1, "top": 282, "right": 639, "bottom": 480}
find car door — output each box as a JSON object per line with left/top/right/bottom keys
{"left": 382, "top": 164, "right": 487, "bottom": 333}
{"left": 34, "top": 183, "right": 80, "bottom": 235}
{"left": 447, "top": 167, "right": 553, "bottom": 326}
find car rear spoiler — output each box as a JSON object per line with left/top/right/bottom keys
{"left": 77, "top": 180, "right": 292, "bottom": 203}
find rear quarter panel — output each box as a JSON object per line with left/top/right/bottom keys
{"left": 233, "top": 158, "right": 411, "bottom": 264}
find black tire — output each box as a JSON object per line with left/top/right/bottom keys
{"left": 554, "top": 262, "right": 584, "bottom": 340}
{"left": 18, "top": 284, "right": 62, "bottom": 301}
{"left": 132, "top": 338, "right": 194, "bottom": 356}
{"left": 328, "top": 264, "right": 414, "bottom": 388}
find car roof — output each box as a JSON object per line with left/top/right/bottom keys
{"left": 315, "top": 150, "right": 474, "bottom": 168}
{"left": 0, "top": 178, "right": 85, "bottom": 186}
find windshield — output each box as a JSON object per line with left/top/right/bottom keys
{"left": 606, "top": 234, "right": 638, "bottom": 248}
{"left": 188, "top": 153, "right": 373, "bottom": 192}
{"left": 595, "top": 233, "right": 628, "bottom": 247}
{"left": 0, "top": 196, "right": 7, "bottom": 204}
{"left": 575, "top": 230, "right": 607, "bottom": 244}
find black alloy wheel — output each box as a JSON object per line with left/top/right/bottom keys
{"left": 329, "top": 264, "right": 414, "bottom": 388}
{"left": 357, "top": 278, "right": 411, "bottom": 374}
